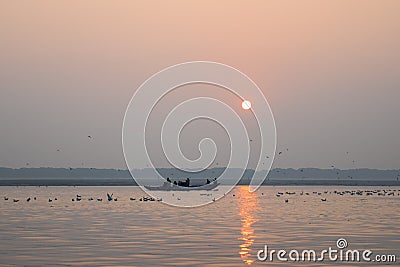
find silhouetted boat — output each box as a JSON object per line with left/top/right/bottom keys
{"left": 144, "top": 181, "right": 220, "bottom": 191}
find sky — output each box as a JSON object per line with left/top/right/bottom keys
{"left": 0, "top": 0, "right": 399, "bottom": 170}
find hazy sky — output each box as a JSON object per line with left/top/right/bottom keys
{"left": 0, "top": 1, "right": 399, "bottom": 169}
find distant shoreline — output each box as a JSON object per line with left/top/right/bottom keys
{"left": 1, "top": 167, "right": 399, "bottom": 186}
{"left": 0, "top": 179, "right": 399, "bottom": 187}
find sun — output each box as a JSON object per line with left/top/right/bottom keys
{"left": 241, "top": 100, "right": 252, "bottom": 110}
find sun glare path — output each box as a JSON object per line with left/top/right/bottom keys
{"left": 237, "top": 186, "right": 259, "bottom": 265}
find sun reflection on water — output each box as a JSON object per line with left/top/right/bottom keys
{"left": 237, "top": 186, "right": 259, "bottom": 265}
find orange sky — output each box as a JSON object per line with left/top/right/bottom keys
{"left": 0, "top": 1, "right": 399, "bottom": 169}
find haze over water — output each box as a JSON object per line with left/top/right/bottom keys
{"left": 0, "top": 186, "right": 398, "bottom": 266}
{"left": 1, "top": 2, "right": 400, "bottom": 265}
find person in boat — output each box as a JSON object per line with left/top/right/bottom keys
{"left": 177, "top": 178, "right": 190, "bottom": 187}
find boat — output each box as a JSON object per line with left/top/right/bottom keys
{"left": 144, "top": 181, "right": 220, "bottom": 191}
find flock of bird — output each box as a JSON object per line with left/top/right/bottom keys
{"left": 3, "top": 193, "right": 162, "bottom": 203}
{"left": 26, "top": 143, "right": 363, "bottom": 171}
{"left": 274, "top": 188, "right": 400, "bottom": 203}
{"left": 4, "top": 188, "right": 399, "bottom": 204}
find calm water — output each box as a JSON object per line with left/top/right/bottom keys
{"left": 0, "top": 186, "right": 399, "bottom": 266}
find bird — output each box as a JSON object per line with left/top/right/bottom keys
{"left": 321, "top": 198, "right": 327, "bottom": 202}
{"left": 107, "top": 193, "right": 113, "bottom": 201}
{"left": 26, "top": 197, "right": 31, "bottom": 202}
{"left": 4, "top": 197, "right": 8, "bottom": 200}
{"left": 88, "top": 135, "right": 92, "bottom": 139}
{"left": 285, "top": 199, "right": 289, "bottom": 203}
{"left": 13, "top": 199, "right": 19, "bottom": 202}
{"left": 129, "top": 197, "right": 135, "bottom": 201}
{"left": 278, "top": 152, "right": 282, "bottom": 155}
